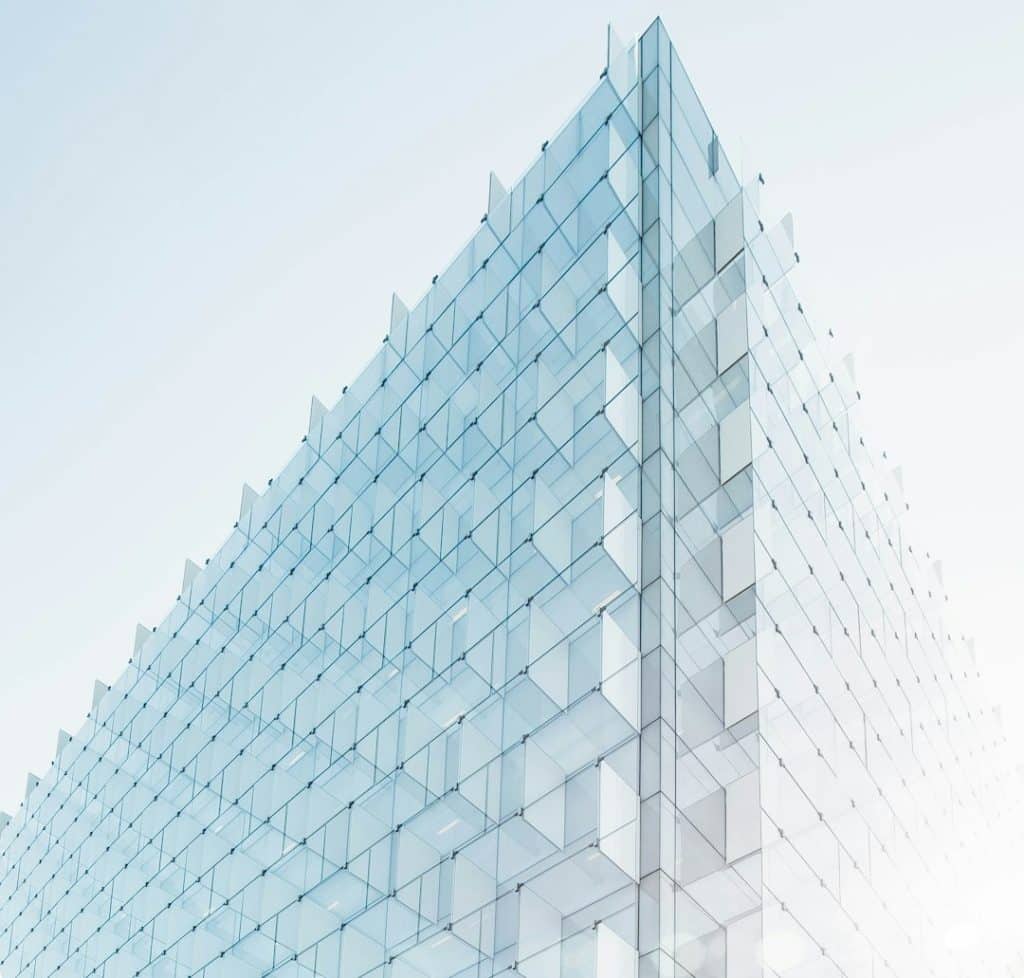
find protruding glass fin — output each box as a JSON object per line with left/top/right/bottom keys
{"left": 606, "top": 24, "right": 627, "bottom": 70}
{"left": 390, "top": 292, "right": 408, "bottom": 330}
{"left": 239, "top": 483, "right": 258, "bottom": 520}
{"left": 843, "top": 352, "right": 857, "bottom": 384}
{"left": 134, "top": 623, "right": 151, "bottom": 655}
{"left": 605, "top": 23, "right": 637, "bottom": 95}
{"left": 181, "top": 559, "right": 201, "bottom": 592}
{"left": 780, "top": 212, "right": 794, "bottom": 250}
{"left": 91, "top": 680, "right": 109, "bottom": 717}
{"left": 308, "top": 396, "right": 327, "bottom": 435}
{"left": 487, "top": 172, "right": 507, "bottom": 213}
{"left": 388, "top": 293, "right": 411, "bottom": 353}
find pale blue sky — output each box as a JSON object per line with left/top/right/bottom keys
{"left": 0, "top": 0, "right": 1021, "bottom": 818}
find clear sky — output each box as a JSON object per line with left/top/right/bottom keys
{"left": 0, "top": 0, "right": 1021, "bottom": 825}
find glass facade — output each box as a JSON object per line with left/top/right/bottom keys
{"left": 1, "top": 19, "right": 1020, "bottom": 978}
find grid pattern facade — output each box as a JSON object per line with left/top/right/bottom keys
{"left": 1, "top": 20, "right": 1020, "bottom": 978}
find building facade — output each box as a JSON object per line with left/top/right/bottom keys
{"left": 1, "top": 19, "right": 1020, "bottom": 978}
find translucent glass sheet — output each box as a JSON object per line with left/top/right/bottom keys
{"left": 1, "top": 18, "right": 1019, "bottom": 978}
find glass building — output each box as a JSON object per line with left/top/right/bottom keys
{"left": 1, "top": 19, "right": 1020, "bottom": 978}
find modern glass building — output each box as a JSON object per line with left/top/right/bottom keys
{"left": 1, "top": 19, "right": 1020, "bottom": 978}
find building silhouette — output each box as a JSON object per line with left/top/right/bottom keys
{"left": 1, "top": 19, "right": 1020, "bottom": 978}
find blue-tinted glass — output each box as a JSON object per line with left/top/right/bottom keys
{"left": 0, "top": 18, "right": 1018, "bottom": 978}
